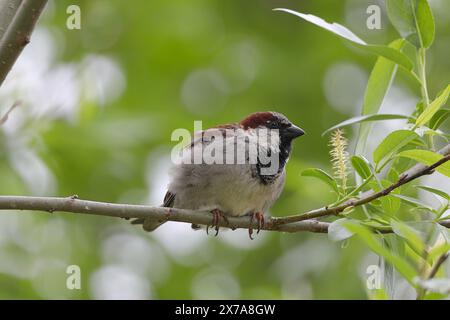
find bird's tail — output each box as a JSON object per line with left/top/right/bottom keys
{"left": 131, "top": 191, "right": 175, "bottom": 232}
{"left": 131, "top": 218, "right": 166, "bottom": 231}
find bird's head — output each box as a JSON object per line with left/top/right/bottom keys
{"left": 240, "top": 111, "right": 305, "bottom": 141}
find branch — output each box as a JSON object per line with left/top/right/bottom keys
{"left": 0, "top": 0, "right": 47, "bottom": 85}
{"left": 416, "top": 251, "right": 450, "bottom": 299}
{"left": 0, "top": 146, "right": 448, "bottom": 235}
{"left": 0, "top": 100, "right": 21, "bottom": 125}
{"left": 428, "top": 252, "right": 450, "bottom": 280}
{"left": 0, "top": 0, "right": 22, "bottom": 41}
{"left": 0, "top": 195, "right": 329, "bottom": 233}
{"left": 272, "top": 144, "right": 450, "bottom": 226}
{"left": 0, "top": 195, "right": 448, "bottom": 234}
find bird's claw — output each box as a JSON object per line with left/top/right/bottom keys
{"left": 248, "top": 212, "right": 265, "bottom": 240}
{"left": 207, "top": 209, "right": 228, "bottom": 236}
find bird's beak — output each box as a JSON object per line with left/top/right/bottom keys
{"left": 284, "top": 125, "right": 305, "bottom": 139}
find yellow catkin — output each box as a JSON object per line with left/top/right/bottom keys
{"left": 329, "top": 129, "right": 349, "bottom": 194}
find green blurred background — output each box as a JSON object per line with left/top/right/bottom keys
{"left": 0, "top": 0, "right": 448, "bottom": 299}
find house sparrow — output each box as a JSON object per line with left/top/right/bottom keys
{"left": 133, "top": 111, "right": 304, "bottom": 238}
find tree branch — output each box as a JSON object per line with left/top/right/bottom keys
{"left": 0, "top": 194, "right": 448, "bottom": 234}
{"left": 0, "top": 0, "right": 47, "bottom": 85}
{"left": 416, "top": 251, "right": 450, "bottom": 299}
{"left": 0, "top": 0, "right": 22, "bottom": 41}
{"left": 0, "top": 146, "right": 448, "bottom": 235}
{"left": 272, "top": 144, "right": 450, "bottom": 226}
{"left": 0, "top": 195, "right": 330, "bottom": 233}
{"left": 428, "top": 251, "right": 450, "bottom": 280}
{"left": 0, "top": 100, "right": 20, "bottom": 125}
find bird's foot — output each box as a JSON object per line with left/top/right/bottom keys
{"left": 248, "top": 212, "right": 265, "bottom": 240}
{"left": 207, "top": 209, "right": 229, "bottom": 236}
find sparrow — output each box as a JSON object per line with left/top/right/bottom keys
{"left": 132, "top": 111, "right": 304, "bottom": 238}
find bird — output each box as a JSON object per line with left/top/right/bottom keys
{"left": 132, "top": 111, "right": 305, "bottom": 238}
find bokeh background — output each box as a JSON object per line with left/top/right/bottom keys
{"left": 0, "top": 0, "right": 449, "bottom": 299}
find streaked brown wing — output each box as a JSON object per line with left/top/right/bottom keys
{"left": 162, "top": 191, "right": 175, "bottom": 207}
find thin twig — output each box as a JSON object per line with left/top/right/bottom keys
{"left": 0, "top": 0, "right": 48, "bottom": 85}
{"left": 272, "top": 145, "right": 450, "bottom": 226}
{"left": 0, "top": 100, "right": 21, "bottom": 125}
{"left": 416, "top": 251, "right": 450, "bottom": 299}
{"left": 428, "top": 252, "right": 450, "bottom": 280}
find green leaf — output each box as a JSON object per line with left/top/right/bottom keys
{"left": 328, "top": 218, "right": 354, "bottom": 242}
{"left": 383, "top": 234, "right": 408, "bottom": 299}
{"left": 386, "top": 0, "right": 416, "bottom": 40}
{"left": 373, "top": 130, "right": 418, "bottom": 165}
{"left": 343, "top": 221, "right": 417, "bottom": 285}
{"left": 416, "top": 185, "right": 450, "bottom": 201}
{"left": 437, "top": 225, "right": 450, "bottom": 242}
{"left": 391, "top": 194, "right": 434, "bottom": 211}
{"left": 429, "top": 108, "right": 450, "bottom": 130}
{"left": 397, "top": 149, "right": 450, "bottom": 177}
{"left": 351, "top": 155, "right": 372, "bottom": 180}
{"left": 388, "top": 167, "right": 400, "bottom": 182}
{"left": 356, "top": 39, "right": 407, "bottom": 154}
{"left": 274, "top": 8, "right": 364, "bottom": 44}
{"left": 377, "top": 180, "right": 401, "bottom": 216}
{"left": 416, "top": 0, "right": 435, "bottom": 48}
{"left": 416, "top": 84, "right": 450, "bottom": 127}
{"left": 380, "top": 196, "right": 401, "bottom": 216}
{"left": 420, "top": 128, "right": 449, "bottom": 139}
{"left": 384, "top": 234, "right": 406, "bottom": 260}
{"left": 386, "top": 0, "right": 435, "bottom": 48}
{"left": 274, "top": 8, "right": 413, "bottom": 69}
{"left": 428, "top": 242, "right": 450, "bottom": 262}
{"left": 391, "top": 220, "right": 426, "bottom": 254}
{"left": 301, "top": 168, "right": 339, "bottom": 194}
{"left": 362, "top": 44, "right": 414, "bottom": 70}
{"left": 323, "top": 114, "right": 409, "bottom": 136}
